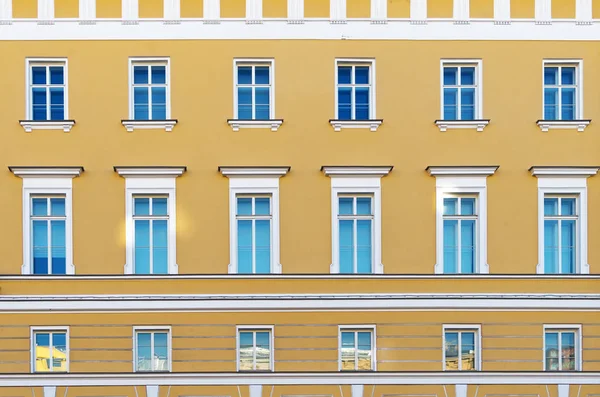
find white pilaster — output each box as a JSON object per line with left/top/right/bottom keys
{"left": 146, "top": 386, "right": 159, "bottom": 397}
{"left": 371, "top": 0, "right": 386, "bottom": 20}
{"left": 43, "top": 387, "right": 57, "bottom": 397}
{"left": 164, "top": 0, "right": 180, "bottom": 19}
{"left": 558, "top": 385, "right": 569, "bottom": 397}
{"left": 288, "top": 0, "right": 304, "bottom": 20}
{"left": 204, "top": 0, "right": 220, "bottom": 20}
{"left": 351, "top": 385, "right": 364, "bottom": 397}
{"left": 330, "top": 0, "right": 346, "bottom": 20}
{"left": 249, "top": 385, "right": 262, "bottom": 397}
{"left": 247, "top": 0, "right": 262, "bottom": 20}
{"left": 122, "top": 0, "right": 139, "bottom": 19}
{"left": 576, "top": 0, "right": 592, "bottom": 21}
{"left": 0, "top": 0, "right": 12, "bottom": 20}
{"left": 39, "top": 0, "right": 54, "bottom": 19}
{"left": 535, "top": 0, "right": 551, "bottom": 21}
{"left": 494, "top": 0, "right": 510, "bottom": 20}
{"left": 80, "top": 0, "right": 96, "bottom": 19}
{"left": 455, "top": 385, "right": 467, "bottom": 397}
{"left": 454, "top": 0, "right": 469, "bottom": 19}
{"left": 410, "top": 0, "right": 427, "bottom": 20}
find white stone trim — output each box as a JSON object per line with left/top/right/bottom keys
{"left": 536, "top": 0, "right": 551, "bottom": 22}
{"left": 38, "top": 0, "right": 54, "bottom": 20}
{"left": 371, "top": 0, "right": 386, "bottom": 21}
{"left": 123, "top": 0, "right": 139, "bottom": 20}
{"left": 30, "top": 326, "right": 70, "bottom": 374}
{"left": 10, "top": 167, "right": 82, "bottom": 275}
{"left": 204, "top": 0, "right": 220, "bottom": 21}
{"left": 246, "top": 0, "right": 262, "bottom": 21}
{"left": 543, "top": 324, "right": 582, "bottom": 371}
{"left": 442, "top": 324, "right": 482, "bottom": 371}
{"left": 330, "top": 0, "right": 346, "bottom": 21}
{"left": 20, "top": 120, "right": 75, "bottom": 133}
{"left": 531, "top": 166, "right": 599, "bottom": 275}
{"left": 79, "top": 0, "right": 96, "bottom": 20}
{"left": 228, "top": 119, "right": 283, "bottom": 131}
{"left": 576, "top": 0, "right": 592, "bottom": 21}
{"left": 288, "top": 0, "right": 304, "bottom": 21}
{"left": 494, "top": 0, "right": 510, "bottom": 21}
{"left": 435, "top": 120, "right": 489, "bottom": 132}
{"left": 122, "top": 120, "right": 178, "bottom": 132}
{"left": 132, "top": 326, "right": 172, "bottom": 372}
{"left": 236, "top": 325, "right": 275, "bottom": 372}
{"left": 428, "top": 166, "right": 498, "bottom": 274}
{"left": 537, "top": 120, "right": 590, "bottom": 132}
{"left": 115, "top": 167, "right": 186, "bottom": 275}
{"left": 410, "top": 0, "right": 427, "bottom": 20}
{"left": 164, "top": 0, "right": 180, "bottom": 20}
{"left": 338, "top": 325, "right": 377, "bottom": 371}
{"left": 0, "top": 0, "right": 12, "bottom": 20}
{"left": 329, "top": 120, "right": 382, "bottom": 132}
{"left": 453, "top": 0, "right": 469, "bottom": 21}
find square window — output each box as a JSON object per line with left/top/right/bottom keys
{"left": 234, "top": 60, "right": 274, "bottom": 120}
{"left": 543, "top": 62, "right": 581, "bottom": 121}
{"left": 441, "top": 62, "right": 480, "bottom": 121}
{"left": 443, "top": 326, "right": 480, "bottom": 371}
{"left": 130, "top": 60, "right": 170, "bottom": 120}
{"left": 31, "top": 328, "right": 68, "bottom": 373}
{"left": 134, "top": 328, "right": 171, "bottom": 372}
{"left": 336, "top": 61, "right": 374, "bottom": 121}
{"left": 237, "top": 327, "right": 273, "bottom": 371}
{"left": 544, "top": 326, "right": 581, "bottom": 371}
{"left": 27, "top": 61, "right": 67, "bottom": 121}
{"left": 339, "top": 327, "right": 375, "bottom": 371}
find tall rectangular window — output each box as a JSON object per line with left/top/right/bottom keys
{"left": 32, "top": 328, "right": 68, "bottom": 373}
{"left": 131, "top": 61, "right": 168, "bottom": 120}
{"left": 544, "top": 196, "right": 577, "bottom": 274}
{"left": 31, "top": 196, "right": 66, "bottom": 275}
{"left": 29, "top": 62, "right": 66, "bottom": 121}
{"left": 134, "top": 329, "right": 170, "bottom": 372}
{"left": 336, "top": 62, "right": 373, "bottom": 121}
{"left": 443, "top": 196, "right": 477, "bottom": 274}
{"left": 444, "top": 328, "right": 479, "bottom": 371}
{"left": 236, "top": 196, "right": 272, "bottom": 274}
{"left": 238, "top": 328, "right": 273, "bottom": 371}
{"left": 339, "top": 328, "right": 375, "bottom": 371}
{"left": 442, "top": 64, "right": 477, "bottom": 121}
{"left": 338, "top": 195, "right": 373, "bottom": 274}
{"left": 235, "top": 61, "right": 273, "bottom": 120}
{"left": 544, "top": 64, "right": 578, "bottom": 121}
{"left": 544, "top": 328, "right": 579, "bottom": 371}
{"left": 133, "top": 196, "right": 169, "bottom": 275}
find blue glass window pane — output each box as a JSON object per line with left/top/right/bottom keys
{"left": 255, "top": 87, "right": 270, "bottom": 120}
{"left": 238, "top": 66, "right": 252, "bottom": 84}
{"left": 561, "top": 88, "right": 575, "bottom": 121}
{"left": 443, "top": 67, "right": 457, "bottom": 85}
{"left": 544, "top": 198, "right": 558, "bottom": 216}
{"left": 36, "top": 333, "right": 50, "bottom": 347}
{"left": 443, "top": 220, "right": 458, "bottom": 273}
{"left": 152, "top": 198, "right": 168, "bottom": 216}
{"left": 339, "top": 220, "right": 354, "bottom": 274}
{"left": 135, "top": 220, "right": 150, "bottom": 274}
{"left": 338, "top": 87, "right": 352, "bottom": 120}
{"left": 544, "top": 220, "right": 559, "bottom": 274}
{"left": 357, "top": 332, "right": 371, "bottom": 351}
{"left": 134, "top": 198, "right": 150, "bottom": 216}
{"left": 561, "top": 67, "right": 575, "bottom": 85}
{"left": 33, "top": 220, "right": 49, "bottom": 275}
{"left": 460, "top": 220, "right": 475, "bottom": 274}
{"left": 32, "top": 88, "right": 47, "bottom": 121}
{"left": 151, "top": 66, "right": 166, "bottom": 84}
{"left": 52, "top": 333, "right": 66, "bottom": 350}
{"left": 134, "top": 87, "right": 149, "bottom": 120}
{"left": 255, "top": 66, "right": 270, "bottom": 84}
{"left": 239, "top": 332, "right": 253, "bottom": 348}
{"left": 255, "top": 220, "right": 271, "bottom": 274}
{"left": 256, "top": 332, "right": 270, "bottom": 349}
{"left": 561, "top": 198, "right": 575, "bottom": 216}
{"left": 137, "top": 333, "right": 152, "bottom": 370}
{"left": 151, "top": 87, "right": 167, "bottom": 120}
{"left": 357, "top": 219, "right": 372, "bottom": 274}
{"left": 544, "top": 67, "right": 558, "bottom": 85}
{"left": 545, "top": 332, "right": 558, "bottom": 348}
{"left": 460, "top": 67, "right": 475, "bottom": 85}
{"left": 338, "top": 66, "right": 352, "bottom": 84}
{"left": 544, "top": 88, "right": 558, "bottom": 120}
{"left": 51, "top": 220, "right": 66, "bottom": 275}
{"left": 32, "top": 198, "right": 48, "bottom": 216}
{"left": 255, "top": 198, "right": 270, "bottom": 215}
{"left": 461, "top": 332, "right": 474, "bottom": 347}
{"left": 50, "top": 88, "right": 64, "bottom": 120}
{"left": 237, "top": 87, "right": 252, "bottom": 120}
{"left": 49, "top": 67, "right": 64, "bottom": 85}
{"left": 339, "top": 197, "right": 353, "bottom": 215}
{"left": 443, "top": 198, "right": 457, "bottom": 215}
{"left": 153, "top": 220, "right": 168, "bottom": 274}
{"left": 50, "top": 198, "right": 65, "bottom": 217}
{"left": 341, "top": 332, "right": 355, "bottom": 348}
{"left": 237, "top": 197, "right": 252, "bottom": 216}
{"left": 154, "top": 333, "right": 168, "bottom": 364}
{"left": 460, "top": 88, "right": 475, "bottom": 120}
{"left": 562, "top": 332, "right": 574, "bottom": 348}
{"left": 355, "top": 66, "right": 369, "bottom": 84}
{"left": 443, "top": 88, "right": 458, "bottom": 120}
{"left": 561, "top": 220, "right": 575, "bottom": 274}
{"left": 237, "top": 220, "right": 252, "bottom": 274}
{"left": 355, "top": 87, "right": 370, "bottom": 120}
{"left": 134, "top": 66, "right": 149, "bottom": 84}
{"left": 445, "top": 332, "right": 459, "bottom": 358}
{"left": 460, "top": 198, "right": 475, "bottom": 215}
{"left": 356, "top": 197, "right": 371, "bottom": 215}
{"left": 32, "top": 67, "right": 46, "bottom": 84}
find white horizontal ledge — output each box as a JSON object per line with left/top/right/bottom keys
{"left": 529, "top": 166, "right": 600, "bottom": 177}
{"left": 114, "top": 166, "right": 187, "bottom": 177}
{"left": 435, "top": 119, "right": 490, "bottom": 132}
{"left": 227, "top": 119, "right": 284, "bottom": 131}
{"left": 121, "top": 119, "right": 178, "bottom": 132}
{"left": 426, "top": 166, "right": 498, "bottom": 177}
{"left": 9, "top": 166, "right": 84, "bottom": 177}
{"left": 537, "top": 119, "right": 591, "bottom": 132}
{"left": 321, "top": 166, "right": 392, "bottom": 177}
{"left": 329, "top": 119, "right": 383, "bottom": 132}
{"left": 0, "top": 371, "right": 597, "bottom": 387}
{"left": 219, "top": 166, "right": 290, "bottom": 177}
{"left": 19, "top": 120, "right": 75, "bottom": 132}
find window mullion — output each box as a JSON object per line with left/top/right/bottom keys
{"left": 558, "top": 332, "right": 563, "bottom": 370}
{"left": 457, "top": 219, "right": 462, "bottom": 274}
{"left": 150, "top": 219, "right": 154, "bottom": 274}
{"left": 151, "top": 333, "right": 155, "bottom": 371}
{"left": 147, "top": 66, "right": 153, "bottom": 120}
{"left": 458, "top": 332, "right": 462, "bottom": 370}
{"left": 354, "top": 332, "right": 359, "bottom": 370}
{"left": 353, "top": 219, "right": 358, "bottom": 274}
{"left": 558, "top": 219, "right": 562, "bottom": 274}
{"left": 253, "top": 332, "right": 257, "bottom": 370}
{"left": 47, "top": 217, "right": 52, "bottom": 275}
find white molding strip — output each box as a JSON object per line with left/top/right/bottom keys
{"left": 247, "top": 0, "right": 262, "bottom": 21}
{"left": 454, "top": 0, "right": 469, "bottom": 21}
{"left": 0, "top": 372, "right": 597, "bottom": 387}
{"left": 38, "top": 0, "right": 54, "bottom": 20}
{"left": 494, "top": 0, "right": 510, "bottom": 21}
{"left": 371, "top": 0, "right": 386, "bottom": 21}
{"left": 164, "top": 0, "right": 181, "bottom": 20}
{"left": 288, "top": 0, "right": 303, "bottom": 21}
{"left": 577, "top": 0, "right": 592, "bottom": 21}
{"left": 535, "top": 0, "right": 551, "bottom": 22}
{"left": 0, "top": 0, "right": 11, "bottom": 20}
{"left": 331, "top": 0, "right": 346, "bottom": 21}
{"left": 123, "top": 0, "right": 139, "bottom": 20}
{"left": 204, "top": 0, "right": 220, "bottom": 21}
{"left": 79, "top": 0, "right": 96, "bottom": 20}
{"left": 410, "top": 0, "right": 427, "bottom": 20}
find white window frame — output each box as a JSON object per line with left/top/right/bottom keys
{"left": 236, "top": 325, "right": 274, "bottom": 372}
{"left": 79, "top": 0, "right": 96, "bottom": 20}
{"left": 338, "top": 325, "right": 377, "bottom": 371}
{"left": 322, "top": 166, "right": 391, "bottom": 274}
{"left": 530, "top": 166, "right": 598, "bottom": 275}
{"left": 436, "top": 59, "right": 488, "bottom": 132}
{"left": 428, "top": 166, "right": 498, "bottom": 274}
{"left": 22, "top": 58, "right": 74, "bottom": 133}
{"left": 442, "top": 324, "right": 481, "bottom": 372}
{"left": 132, "top": 326, "right": 172, "bottom": 373}
{"left": 115, "top": 167, "right": 186, "bottom": 275}
{"left": 10, "top": 167, "right": 82, "bottom": 275}
{"left": 220, "top": 167, "right": 289, "bottom": 274}
{"left": 543, "top": 324, "right": 582, "bottom": 371}
{"left": 30, "top": 326, "right": 69, "bottom": 373}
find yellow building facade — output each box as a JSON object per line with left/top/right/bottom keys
{"left": 0, "top": 0, "right": 599, "bottom": 396}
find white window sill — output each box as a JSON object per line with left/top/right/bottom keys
{"left": 435, "top": 119, "right": 490, "bottom": 132}
{"left": 19, "top": 120, "right": 75, "bottom": 133}
{"left": 121, "top": 119, "right": 178, "bottom": 132}
{"left": 227, "top": 119, "right": 284, "bottom": 132}
{"left": 329, "top": 119, "right": 383, "bottom": 132}
{"left": 537, "top": 119, "right": 591, "bottom": 132}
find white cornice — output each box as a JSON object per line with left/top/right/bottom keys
{"left": 219, "top": 167, "right": 290, "bottom": 177}
{"left": 321, "top": 166, "right": 392, "bottom": 177}
{"left": 114, "top": 166, "right": 186, "bottom": 177}
{"left": 9, "top": 166, "right": 83, "bottom": 178}
{"left": 530, "top": 166, "right": 600, "bottom": 177}
{"left": 426, "top": 166, "right": 498, "bottom": 177}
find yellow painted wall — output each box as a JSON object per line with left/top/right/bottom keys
{"left": 388, "top": 0, "right": 410, "bottom": 18}
{"left": 55, "top": 0, "right": 79, "bottom": 18}
{"left": 263, "top": 0, "right": 287, "bottom": 18}
{"left": 511, "top": 0, "right": 535, "bottom": 18}
{"left": 347, "top": 0, "right": 370, "bottom": 18}
{"left": 12, "top": 0, "right": 37, "bottom": 18}
{"left": 221, "top": 0, "right": 246, "bottom": 17}
{"left": 552, "top": 0, "right": 576, "bottom": 18}
{"left": 97, "top": 0, "right": 122, "bottom": 18}
{"left": 594, "top": 0, "right": 600, "bottom": 18}
{"left": 428, "top": 0, "right": 452, "bottom": 18}
{"left": 470, "top": 0, "right": 494, "bottom": 18}
{"left": 139, "top": 0, "right": 164, "bottom": 18}
{"left": 305, "top": 0, "right": 329, "bottom": 17}
{"left": 181, "top": 0, "right": 204, "bottom": 17}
